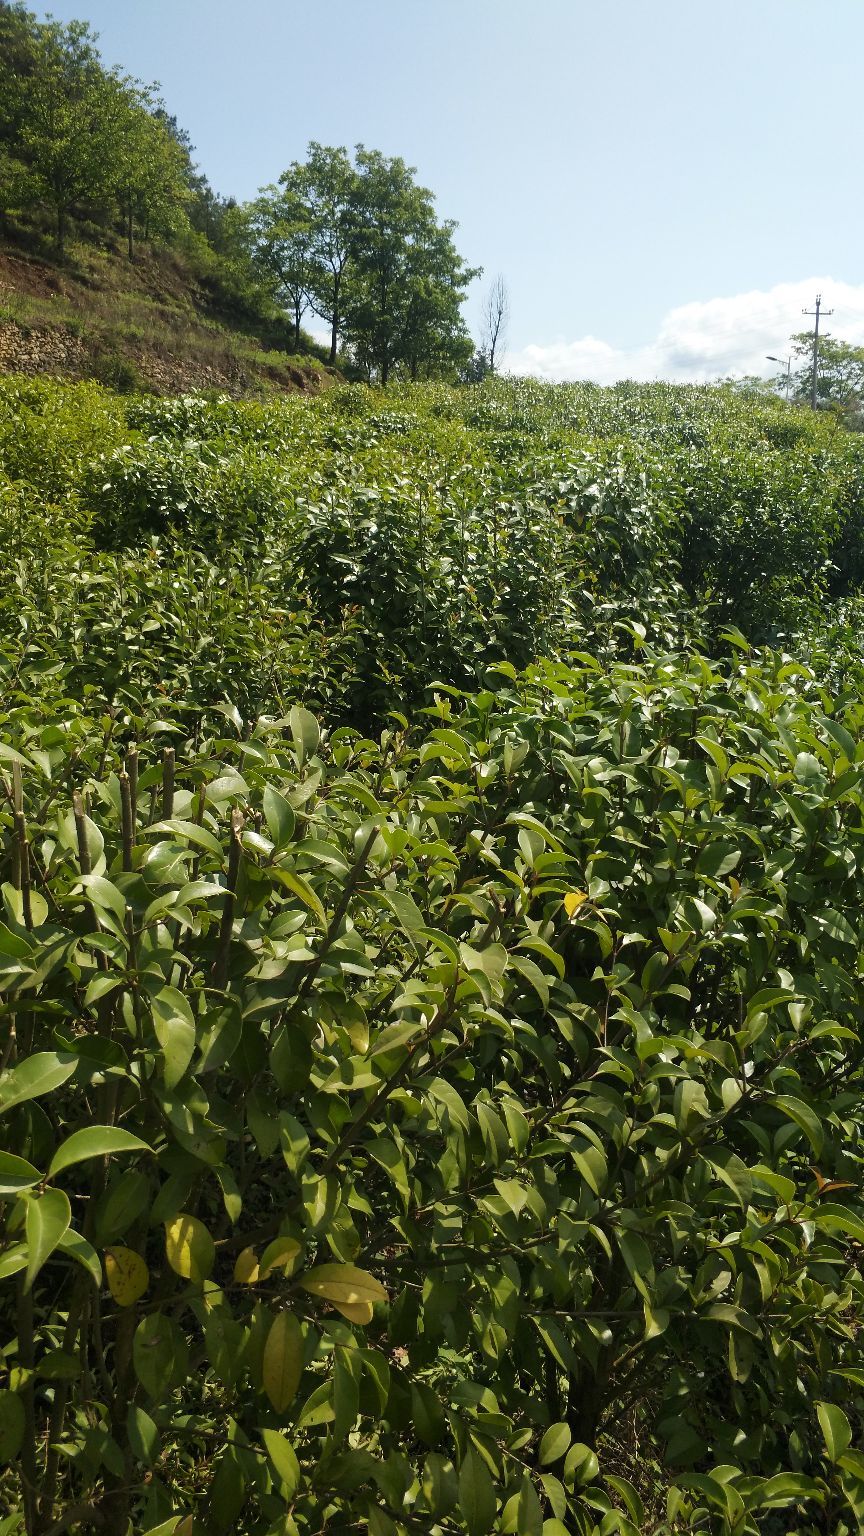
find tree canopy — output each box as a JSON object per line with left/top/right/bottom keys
{"left": 0, "top": 4, "right": 189, "bottom": 254}
{"left": 245, "top": 144, "right": 479, "bottom": 382}
{"left": 0, "top": 8, "right": 481, "bottom": 379}
{"left": 781, "top": 331, "right": 864, "bottom": 425}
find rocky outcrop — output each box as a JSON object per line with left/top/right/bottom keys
{"left": 0, "top": 315, "right": 329, "bottom": 397}
{"left": 0, "top": 319, "right": 86, "bottom": 375}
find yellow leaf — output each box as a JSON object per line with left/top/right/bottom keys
{"left": 104, "top": 1246, "right": 148, "bottom": 1307}
{"left": 233, "top": 1246, "right": 260, "bottom": 1284}
{"left": 260, "top": 1236, "right": 302, "bottom": 1279}
{"left": 299, "top": 1262, "right": 387, "bottom": 1309}
{"left": 563, "top": 892, "right": 588, "bottom": 917}
{"left": 729, "top": 876, "right": 741, "bottom": 899}
{"left": 333, "top": 1298, "right": 374, "bottom": 1325}
{"left": 164, "top": 1213, "right": 215, "bottom": 1283}
{"left": 262, "top": 1310, "right": 304, "bottom": 1413}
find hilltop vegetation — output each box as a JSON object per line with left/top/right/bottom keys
{"left": 2, "top": 375, "right": 864, "bottom": 1536}
{"left": 0, "top": 5, "right": 479, "bottom": 394}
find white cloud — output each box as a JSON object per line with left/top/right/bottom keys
{"left": 504, "top": 278, "right": 864, "bottom": 385}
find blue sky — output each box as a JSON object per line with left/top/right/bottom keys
{"left": 37, "top": 0, "right": 864, "bottom": 380}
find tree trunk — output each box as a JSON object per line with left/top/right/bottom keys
{"left": 56, "top": 203, "right": 65, "bottom": 258}
{"left": 127, "top": 204, "right": 134, "bottom": 261}
{"left": 294, "top": 305, "right": 301, "bottom": 352}
{"left": 329, "top": 273, "right": 341, "bottom": 365}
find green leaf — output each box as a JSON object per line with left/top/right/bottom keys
{"left": 673, "top": 1078, "right": 709, "bottom": 1131}
{"left": 563, "top": 1442, "right": 599, "bottom": 1487}
{"left": 0, "top": 1151, "right": 41, "bottom": 1195}
{"left": 333, "top": 1345, "right": 360, "bottom": 1441}
{"left": 458, "top": 1445, "right": 496, "bottom": 1536}
{"left": 24, "top": 1187, "right": 71, "bottom": 1291}
{"left": 271, "top": 868, "right": 326, "bottom": 925}
{"left": 0, "top": 1391, "right": 24, "bottom": 1463}
{"left": 572, "top": 1143, "right": 607, "bottom": 1196}
{"left": 0, "top": 1245, "right": 27, "bottom": 1281}
{"left": 290, "top": 705, "right": 320, "bottom": 767}
{"left": 380, "top": 890, "right": 426, "bottom": 933}
{"left": 279, "top": 1112, "right": 310, "bottom": 1176}
{"left": 0, "top": 1052, "right": 78, "bottom": 1117}
{"left": 261, "top": 1427, "right": 301, "bottom": 1499}
{"left": 150, "top": 985, "right": 197, "bottom": 1089}
{"left": 411, "top": 1381, "right": 445, "bottom": 1445}
{"left": 127, "top": 1404, "right": 159, "bottom": 1466}
{"left": 516, "top": 1476, "right": 543, "bottom": 1536}
{"left": 775, "top": 1094, "right": 823, "bottom": 1155}
{"left": 759, "top": 1472, "right": 821, "bottom": 1508}
{"left": 817, "top": 1400, "right": 852, "bottom": 1463}
{"left": 821, "top": 716, "right": 857, "bottom": 762}
{"left": 818, "top": 907, "right": 858, "bottom": 949}
{"left": 37, "top": 1349, "right": 79, "bottom": 1380}
{"left": 422, "top": 1452, "right": 458, "bottom": 1519}
{"left": 616, "top": 1228, "right": 655, "bottom": 1299}
{"left": 56, "top": 1228, "right": 102, "bottom": 1287}
{"left": 794, "top": 752, "right": 825, "bottom": 789}
{"left": 263, "top": 1311, "right": 304, "bottom": 1413}
{"left": 696, "top": 840, "right": 740, "bottom": 879}
{"left": 539, "top": 1422, "right": 571, "bottom": 1465}
{"left": 77, "top": 874, "right": 127, "bottom": 921}
{"left": 93, "top": 1170, "right": 151, "bottom": 1246}
{"left": 263, "top": 785, "right": 296, "bottom": 848}
{"left": 133, "top": 1312, "right": 189, "bottom": 1398}
{"left": 48, "top": 1126, "right": 151, "bottom": 1179}
{"left": 148, "top": 819, "right": 223, "bottom": 854}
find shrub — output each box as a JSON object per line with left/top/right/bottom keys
{"left": 89, "top": 350, "right": 144, "bottom": 395}
{"left": 1, "top": 650, "right": 864, "bottom": 1535}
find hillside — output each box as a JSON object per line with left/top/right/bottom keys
{"left": 0, "top": 229, "right": 339, "bottom": 396}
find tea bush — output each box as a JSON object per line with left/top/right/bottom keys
{"left": 2, "top": 654, "right": 864, "bottom": 1535}
{"left": 1, "top": 375, "right": 864, "bottom": 1535}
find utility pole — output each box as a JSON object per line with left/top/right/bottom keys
{"left": 802, "top": 293, "right": 833, "bottom": 410}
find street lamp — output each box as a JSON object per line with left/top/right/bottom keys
{"left": 766, "top": 354, "right": 792, "bottom": 402}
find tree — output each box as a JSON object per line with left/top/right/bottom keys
{"left": 108, "top": 81, "right": 189, "bottom": 259}
{"left": 14, "top": 16, "right": 113, "bottom": 254}
{"left": 480, "top": 272, "right": 509, "bottom": 373}
{"left": 282, "top": 143, "right": 358, "bottom": 366}
{"left": 783, "top": 332, "right": 864, "bottom": 421}
{"left": 461, "top": 347, "right": 491, "bottom": 383}
{"left": 399, "top": 216, "right": 477, "bottom": 380}
{"left": 0, "top": 3, "right": 38, "bottom": 153}
{"left": 344, "top": 146, "right": 478, "bottom": 384}
{"left": 246, "top": 145, "right": 477, "bottom": 379}
{"left": 243, "top": 186, "right": 315, "bottom": 350}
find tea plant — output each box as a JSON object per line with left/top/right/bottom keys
{"left": 1, "top": 653, "right": 864, "bottom": 1535}
{"left": 1, "top": 375, "right": 864, "bottom": 1534}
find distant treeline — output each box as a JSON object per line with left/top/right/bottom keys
{"left": 0, "top": 2, "right": 479, "bottom": 380}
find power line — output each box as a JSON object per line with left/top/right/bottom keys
{"left": 802, "top": 293, "right": 833, "bottom": 410}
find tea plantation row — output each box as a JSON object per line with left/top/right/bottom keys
{"left": 1, "top": 377, "right": 864, "bottom": 1536}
